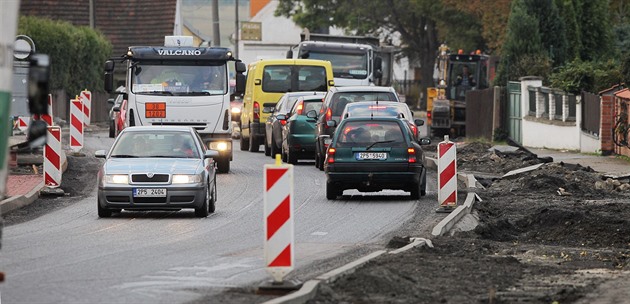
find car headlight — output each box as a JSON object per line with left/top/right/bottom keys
{"left": 172, "top": 174, "right": 202, "bottom": 184}
{"left": 105, "top": 174, "right": 129, "bottom": 184}
{"left": 209, "top": 141, "right": 229, "bottom": 151}
{"left": 231, "top": 107, "right": 241, "bottom": 114}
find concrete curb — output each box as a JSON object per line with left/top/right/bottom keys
{"left": 264, "top": 156, "right": 468, "bottom": 304}
{"left": 0, "top": 149, "right": 69, "bottom": 214}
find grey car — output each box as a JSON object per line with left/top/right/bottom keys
{"left": 95, "top": 126, "right": 219, "bottom": 218}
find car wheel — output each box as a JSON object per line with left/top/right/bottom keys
{"left": 326, "top": 181, "right": 339, "bottom": 200}
{"left": 208, "top": 179, "right": 216, "bottom": 213}
{"left": 97, "top": 197, "right": 112, "bottom": 218}
{"left": 248, "top": 132, "right": 259, "bottom": 152}
{"left": 195, "top": 185, "right": 211, "bottom": 217}
{"left": 270, "top": 135, "right": 278, "bottom": 158}
{"left": 240, "top": 132, "right": 249, "bottom": 151}
{"left": 108, "top": 120, "right": 115, "bottom": 138}
{"left": 420, "top": 168, "right": 427, "bottom": 196}
{"left": 217, "top": 158, "right": 230, "bottom": 173}
{"left": 287, "top": 148, "right": 297, "bottom": 165}
{"left": 264, "top": 139, "right": 271, "bottom": 156}
{"left": 318, "top": 155, "right": 325, "bottom": 171}
{"left": 409, "top": 182, "right": 421, "bottom": 200}
{"left": 281, "top": 148, "right": 288, "bottom": 162}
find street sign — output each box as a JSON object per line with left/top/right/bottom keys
{"left": 241, "top": 22, "right": 262, "bottom": 41}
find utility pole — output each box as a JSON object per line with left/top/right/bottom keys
{"left": 234, "top": 0, "right": 239, "bottom": 58}
{"left": 212, "top": 0, "right": 220, "bottom": 46}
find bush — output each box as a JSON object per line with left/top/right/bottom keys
{"left": 18, "top": 16, "right": 112, "bottom": 94}
{"left": 549, "top": 59, "right": 624, "bottom": 94}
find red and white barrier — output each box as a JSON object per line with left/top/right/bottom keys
{"left": 44, "top": 126, "right": 62, "bottom": 188}
{"left": 41, "top": 94, "right": 54, "bottom": 126}
{"left": 80, "top": 90, "right": 91, "bottom": 126}
{"left": 69, "top": 97, "right": 84, "bottom": 153}
{"left": 263, "top": 161, "right": 294, "bottom": 282}
{"left": 16, "top": 116, "right": 30, "bottom": 133}
{"left": 437, "top": 135, "right": 457, "bottom": 209}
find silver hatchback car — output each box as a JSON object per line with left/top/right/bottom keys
{"left": 95, "top": 126, "right": 219, "bottom": 218}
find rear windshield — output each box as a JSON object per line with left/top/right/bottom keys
{"left": 330, "top": 92, "right": 397, "bottom": 116}
{"left": 262, "top": 65, "right": 327, "bottom": 93}
{"left": 298, "top": 100, "right": 323, "bottom": 115}
{"left": 336, "top": 121, "right": 406, "bottom": 148}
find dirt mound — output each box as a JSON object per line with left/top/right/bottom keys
{"left": 457, "top": 143, "right": 546, "bottom": 175}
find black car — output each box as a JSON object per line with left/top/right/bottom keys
{"left": 315, "top": 86, "right": 400, "bottom": 170}
{"left": 323, "top": 116, "right": 431, "bottom": 200}
{"left": 264, "top": 91, "right": 324, "bottom": 157}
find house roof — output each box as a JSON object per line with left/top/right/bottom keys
{"left": 599, "top": 83, "right": 626, "bottom": 96}
{"left": 615, "top": 88, "right": 630, "bottom": 100}
{"left": 20, "top": 0, "right": 177, "bottom": 56}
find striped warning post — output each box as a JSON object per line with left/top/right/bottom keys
{"left": 80, "top": 90, "right": 91, "bottom": 126}
{"left": 16, "top": 116, "right": 30, "bottom": 133}
{"left": 437, "top": 135, "right": 457, "bottom": 210}
{"left": 69, "top": 97, "right": 84, "bottom": 153}
{"left": 263, "top": 159, "right": 294, "bottom": 283}
{"left": 44, "top": 126, "right": 62, "bottom": 188}
{"left": 41, "top": 94, "right": 54, "bottom": 126}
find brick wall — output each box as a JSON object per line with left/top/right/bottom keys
{"left": 600, "top": 95, "right": 614, "bottom": 155}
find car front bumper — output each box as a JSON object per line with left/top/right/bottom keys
{"left": 98, "top": 185, "right": 205, "bottom": 210}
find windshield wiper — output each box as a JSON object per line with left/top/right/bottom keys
{"left": 147, "top": 155, "right": 174, "bottom": 158}
{"left": 110, "top": 154, "right": 139, "bottom": 158}
{"left": 366, "top": 140, "right": 394, "bottom": 151}
{"left": 178, "top": 91, "right": 211, "bottom": 96}
{"left": 140, "top": 91, "right": 173, "bottom": 95}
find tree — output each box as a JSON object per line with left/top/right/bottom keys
{"left": 577, "top": 0, "right": 615, "bottom": 61}
{"left": 523, "top": 0, "right": 568, "bottom": 66}
{"left": 555, "top": 0, "right": 581, "bottom": 60}
{"left": 495, "top": 0, "right": 548, "bottom": 85}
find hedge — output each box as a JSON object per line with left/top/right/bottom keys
{"left": 18, "top": 16, "right": 112, "bottom": 94}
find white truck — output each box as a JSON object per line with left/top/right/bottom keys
{"left": 286, "top": 33, "right": 395, "bottom": 87}
{"left": 104, "top": 36, "right": 246, "bottom": 173}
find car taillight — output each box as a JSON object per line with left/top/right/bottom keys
{"left": 324, "top": 108, "right": 332, "bottom": 128}
{"left": 427, "top": 111, "right": 432, "bottom": 119}
{"left": 327, "top": 147, "right": 336, "bottom": 163}
{"left": 296, "top": 101, "right": 304, "bottom": 115}
{"left": 410, "top": 124, "right": 418, "bottom": 137}
{"left": 253, "top": 101, "right": 260, "bottom": 120}
{"left": 408, "top": 148, "right": 417, "bottom": 163}
{"left": 280, "top": 119, "right": 287, "bottom": 126}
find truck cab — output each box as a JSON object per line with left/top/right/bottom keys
{"left": 104, "top": 36, "right": 246, "bottom": 173}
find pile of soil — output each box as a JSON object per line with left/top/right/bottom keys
{"left": 308, "top": 143, "right": 630, "bottom": 304}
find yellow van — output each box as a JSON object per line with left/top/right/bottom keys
{"left": 240, "top": 59, "right": 334, "bottom": 152}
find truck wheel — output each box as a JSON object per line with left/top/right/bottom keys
{"left": 248, "top": 133, "right": 259, "bottom": 152}
{"left": 240, "top": 132, "right": 249, "bottom": 151}
{"left": 217, "top": 158, "right": 230, "bottom": 173}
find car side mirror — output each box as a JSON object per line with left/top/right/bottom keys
{"left": 414, "top": 119, "right": 424, "bottom": 126}
{"left": 95, "top": 150, "right": 107, "bottom": 158}
{"left": 286, "top": 49, "right": 293, "bottom": 59}
{"left": 235, "top": 61, "right": 247, "bottom": 73}
{"left": 276, "top": 114, "right": 287, "bottom": 121}
{"left": 306, "top": 110, "right": 317, "bottom": 119}
{"left": 419, "top": 137, "right": 431, "bottom": 145}
{"left": 262, "top": 103, "right": 276, "bottom": 114}
{"left": 205, "top": 149, "right": 220, "bottom": 159}
{"left": 107, "top": 98, "right": 115, "bottom": 105}
{"left": 326, "top": 120, "right": 337, "bottom": 128}
{"left": 112, "top": 106, "right": 121, "bottom": 112}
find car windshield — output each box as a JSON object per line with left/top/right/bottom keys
{"left": 131, "top": 61, "right": 227, "bottom": 95}
{"left": 110, "top": 131, "right": 200, "bottom": 158}
{"left": 330, "top": 92, "right": 397, "bottom": 116}
{"left": 335, "top": 121, "right": 406, "bottom": 148}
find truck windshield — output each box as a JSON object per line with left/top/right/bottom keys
{"left": 307, "top": 51, "right": 368, "bottom": 79}
{"left": 131, "top": 62, "right": 227, "bottom": 95}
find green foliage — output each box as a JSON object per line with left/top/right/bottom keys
{"left": 577, "top": 0, "right": 615, "bottom": 61}
{"left": 621, "top": 53, "right": 630, "bottom": 85}
{"left": 549, "top": 59, "right": 624, "bottom": 94}
{"left": 555, "top": 0, "right": 581, "bottom": 61}
{"left": 18, "top": 16, "right": 112, "bottom": 94}
{"left": 524, "top": 0, "right": 568, "bottom": 66}
{"left": 614, "top": 23, "right": 630, "bottom": 57}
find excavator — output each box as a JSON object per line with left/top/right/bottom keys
{"left": 426, "top": 44, "right": 498, "bottom": 137}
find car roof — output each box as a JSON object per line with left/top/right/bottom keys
{"left": 340, "top": 116, "right": 404, "bottom": 124}
{"left": 122, "top": 126, "right": 195, "bottom": 133}
{"left": 283, "top": 91, "right": 325, "bottom": 97}
{"left": 329, "top": 86, "right": 396, "bottom": 93}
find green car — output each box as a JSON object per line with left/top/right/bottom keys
{"left": 278, "top": 93, "right": 326, "bottom": 164}
{"left": 323, "top": 117, "right": 431, "bottom": 200}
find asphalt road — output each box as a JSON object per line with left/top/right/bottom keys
{"left": 0, "top": 130, "right": 438, "bottom": 304}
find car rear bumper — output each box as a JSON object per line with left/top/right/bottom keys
{"left": 326, "top": 164, "right": 424, "bottom": 191}
{"left": 98, "top": 185, "right": 205, "bottom": 210}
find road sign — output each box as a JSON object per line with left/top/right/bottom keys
{"left": 69, "top": 97, "right": 83, "bottom": 153}
{"left": 263, "top": 158, "right": 294, "bottom": 283}
{"left": 241, "top": 22, "right": 262, "bottom": 41}
{"left": 437, "top": 135, "right": 457, "bottom": 211}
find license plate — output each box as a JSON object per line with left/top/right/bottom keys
{"left": 145, "top": 102, "right": 166, "bottom": 118}
{"left": 133, "top": 188, "right": 167, "bottom": 197}
{"left": 356, "top": 152, "right": 388, "bottom": 160}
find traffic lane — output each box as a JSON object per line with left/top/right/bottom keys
{"left": 0, "top": 134, "right": 437, "bottom": 303}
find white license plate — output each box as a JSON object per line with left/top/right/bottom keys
{"left": 356, "top": 152, "right": 388, "bottom": 160}
{"left": 133, "top": 188, "right": 167, "bottom": 197}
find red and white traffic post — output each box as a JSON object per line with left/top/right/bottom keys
{"left": 44, "top": 126, "right": 62, "bottom": 188}
{"left": 41, "top": 94, "right": 54, "bottom": 126}
{"left": 260, "top": 156, "right": 301, "bottom": 292}
{"left": 80, "top": 89, "right": 91, "bottom": 126}
{"left": 16, "top": 116, "right": 30, "bottom": 133}
{"left": 437, "top": 135, "right": 457, "bottom": 212}
{"left": 69, "top": 96, "right": 84, "bottom": 153}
